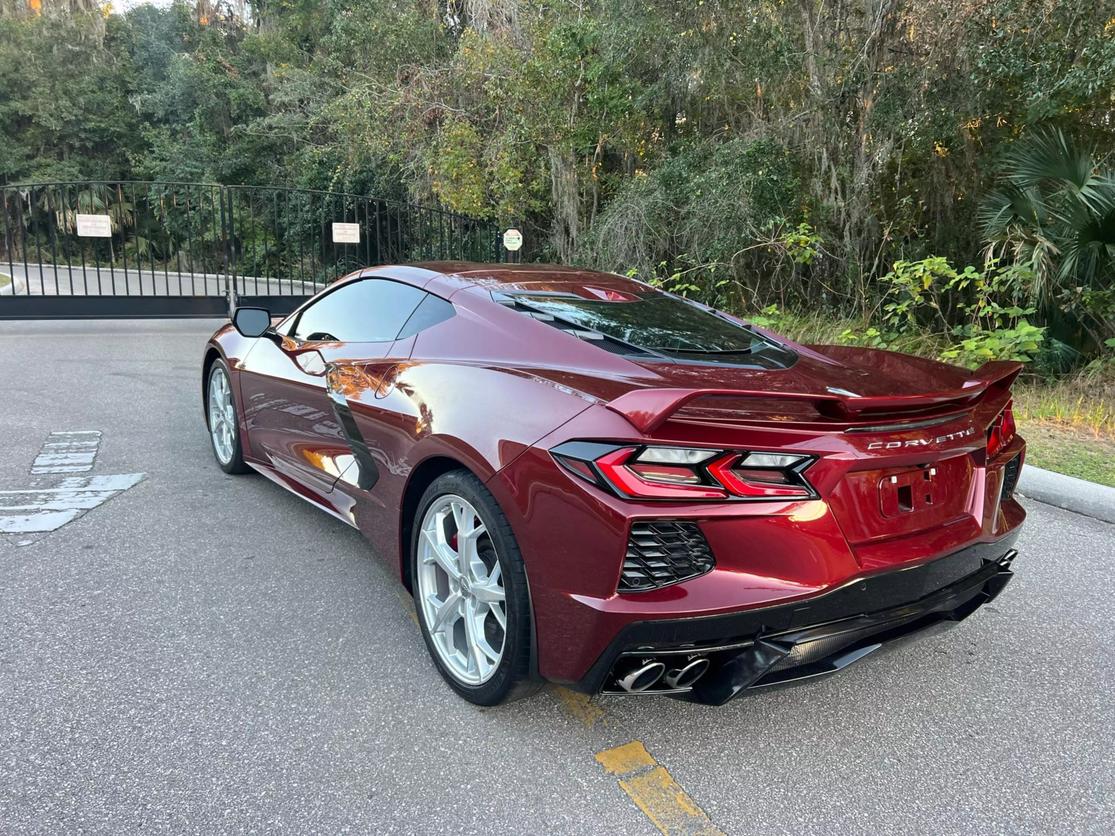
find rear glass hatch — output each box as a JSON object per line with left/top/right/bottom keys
{"left": 494, "top": 290, "right": 797, "bottom": 370}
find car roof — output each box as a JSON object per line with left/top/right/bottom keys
{"left": 361, "top": 262, "right": 646, "bottom": 297}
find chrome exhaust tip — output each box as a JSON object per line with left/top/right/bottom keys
{"left": 617, "top": 661, "right": 667, "bottom": 693}
{"left": 664, "top": 657, "right": 710, "bottom": 689}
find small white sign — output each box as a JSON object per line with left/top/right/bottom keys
{"left": 332, "top": 222, "right": 360, "bottom": 244}
{"left": 76, "top": 214, "right": 112, "bottom": 238}
{"left": 503, "top": 228, "right": 523, "bottom": 252}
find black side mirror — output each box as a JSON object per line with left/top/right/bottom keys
{"left": 232, "top": 306, "right": 273, "bottom": 339}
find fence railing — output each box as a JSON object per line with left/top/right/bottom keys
{"left": 0, "top": 181, "right": 503, "bottom": 317}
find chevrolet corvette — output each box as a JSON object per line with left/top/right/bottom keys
{"left": 203, "top": 263, "right": 1024, "bottom": 706}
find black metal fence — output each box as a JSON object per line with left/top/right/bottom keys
{"left": 0, "top": 181, "right": 503, "bottom": 318}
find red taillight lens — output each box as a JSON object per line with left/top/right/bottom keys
{"left": 551, "top": 442, "right": 815, "bottom": 501}
{"left": 707, "top": 453, "right": 813, "bottom": 498}
{"left": 987, "top": 400, "right": 1016, "bottom": 459}
{"left": 1002, "top": 401, "right": 1017, "bottom": 440}
{"left": 595, "top": 448, "right": 728, "bottom": 499}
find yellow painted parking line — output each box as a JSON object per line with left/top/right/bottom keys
{"left": 552, "top": 685, "right": 606, "bottom": 727}
{"left": 596, "top": 741, "right": 724, "bottom": 836}
{"left": 597, "top": 740, "right": 655, "bottom": 773}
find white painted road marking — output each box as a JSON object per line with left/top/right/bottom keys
{"left": 0, "top": 474, "right": 145, "bottom": 533}
{"left": 1, "top": 432, "right": 145, "bottom": 539}
{"left": 31, "top": 430, "right": 101, "bottom": 474}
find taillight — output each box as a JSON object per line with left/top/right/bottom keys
{"left": 707, "top": 453, "right": 814, "bottom": 498}
{"left": 987, "top": 400, "right": 1016, "bottom": 459}
{"left": 595, "top": 447, "right": 727, "bottom": 499}
{"left": 551, "top": 442, "right": 815, "bottom": 501}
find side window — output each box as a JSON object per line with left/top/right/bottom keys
{"left": 292, "top": 279, "right": 426, "bottom": 342}
{"left": 397, "top": 293, "right": 455, "bottom": 339}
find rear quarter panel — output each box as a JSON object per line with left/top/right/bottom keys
{"left": 337, "top": 359, "right": 595, "bottom": 578}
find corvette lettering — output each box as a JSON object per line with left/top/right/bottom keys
{"left": 867, "top": 426, "right": 977, "bottom": 450}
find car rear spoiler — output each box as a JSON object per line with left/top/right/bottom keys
{"left": 605, "top": 361, "right": 1023, "bottom": 433}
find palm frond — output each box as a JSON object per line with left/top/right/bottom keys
{"left": 978, "top": 183, "right": 1044, "bottom": 242}
{"left": 1003, "top": 127, "right": 1093, "bottom": 192}
{"left": 982, "top": 126, "right": 1115, "bottom": 295}
{"left": 1060, "top": 204, "right": 1115, "bottom": 287}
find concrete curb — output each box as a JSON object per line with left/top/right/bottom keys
{"left": 1017, "top": 465, "right": 1115, "bottom": 524}
{"left": 0, "top": 270, "right": 25, "bottom": 295}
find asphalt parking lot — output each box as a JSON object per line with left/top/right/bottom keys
{"left": 1, "top": 319, "right": 1112, "bottom": 834}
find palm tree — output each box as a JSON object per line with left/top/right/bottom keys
{"left": 980, "top": 128, "right": 1114, "bottom": 343}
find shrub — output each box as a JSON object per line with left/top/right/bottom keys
{"left": 870, "top": 256, "right": 1047, "bottom": 367}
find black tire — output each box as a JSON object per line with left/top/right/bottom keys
{"left": 410, "top": 470, "right": 538, "bottom": 706}
{"left": 205, "top": 359, "right": 251, "bottom": 475}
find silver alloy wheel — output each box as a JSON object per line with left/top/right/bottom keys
{"left": 416, "top": 494, "right": 507, "bottom": 685}
{"left": 207, "top": 366, "right": 237, "bottom": 465}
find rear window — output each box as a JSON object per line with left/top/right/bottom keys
{"left": 506, "top": 291, "right": 796, "bottom": 367}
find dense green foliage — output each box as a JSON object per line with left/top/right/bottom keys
{"left": 1, "top": 0, "right": 1112, "bottom": 362}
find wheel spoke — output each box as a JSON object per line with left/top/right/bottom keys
{"left": 450, "top": 500, "right": 470, "bottom": 539}
{"left": 486, "top": 601, "right": 506, "bottom": 630}
{"left": 470, "top": 576, "right": 503, "bottom": 605}
{"left": 422, "top": 528, "right": 461, "bottom": 581}
{"left": 462, "top": 599, "right": 499, "bottom": 673}
{"left": 452, "top": 502, "right": 486, "bottom": 580}
{"left": 461, "top": 618, "right": 479, "bottom": 675}
{"left": 428, "top": 591, "right": 462, "bottom": 633}
{"left": 459, "top": 525, "right": 486, "bottom": 579}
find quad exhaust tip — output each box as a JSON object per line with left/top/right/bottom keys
{"left": 664, "top": 657, "right": 710, "bottom": 689}
{"left": 615, "top": 657, "right": 711, "bottom": 693}
{"left": 617, "top": 661, "right": 667, "bottom": 692}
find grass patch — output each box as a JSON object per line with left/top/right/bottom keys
{"left": 1020, "top": 424, "right": 1115, "bottom": 487}
{"left": 1014, "top": 364, "right": 1114, "bottom": 485}
{"left": 1013, "top": 368, "right": 1114, "bottom": 437}
{"left": 0, "top": 272, "right": 11, "bottom": 290}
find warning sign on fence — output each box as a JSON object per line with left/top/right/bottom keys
{"left": 332, "top": 222, "right": 360, "bottom": 244}
{"left": 75, "top": 214, "right": 112, "bottom": 238}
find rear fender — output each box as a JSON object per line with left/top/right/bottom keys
{"left": 330, "top": 360, "right": 594, "bottom": 574}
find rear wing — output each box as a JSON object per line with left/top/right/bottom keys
{"left": 605, "top": 361, "right": 1022, "bottom": 434}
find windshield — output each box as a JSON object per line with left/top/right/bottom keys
{"left": 510, "top": 292, "right": 795, "bottom": 366}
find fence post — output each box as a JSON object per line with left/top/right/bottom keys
{"left": 219, "top": 185, "right": 236, "bottom": 316}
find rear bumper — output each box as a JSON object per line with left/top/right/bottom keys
{"left": 575, "top": 533, "right": 1019, "bottom": 704}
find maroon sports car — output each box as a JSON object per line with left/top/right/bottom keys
{"left": 203, "top": 263, "right": 1024, "bottom": 705}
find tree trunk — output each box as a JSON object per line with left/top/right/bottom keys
{"left": 549, "top": 147, "right": 579, "bottom": 261}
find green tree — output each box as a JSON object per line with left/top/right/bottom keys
{"left": 0, "top": 7, "right": 141, "bottom": 182}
